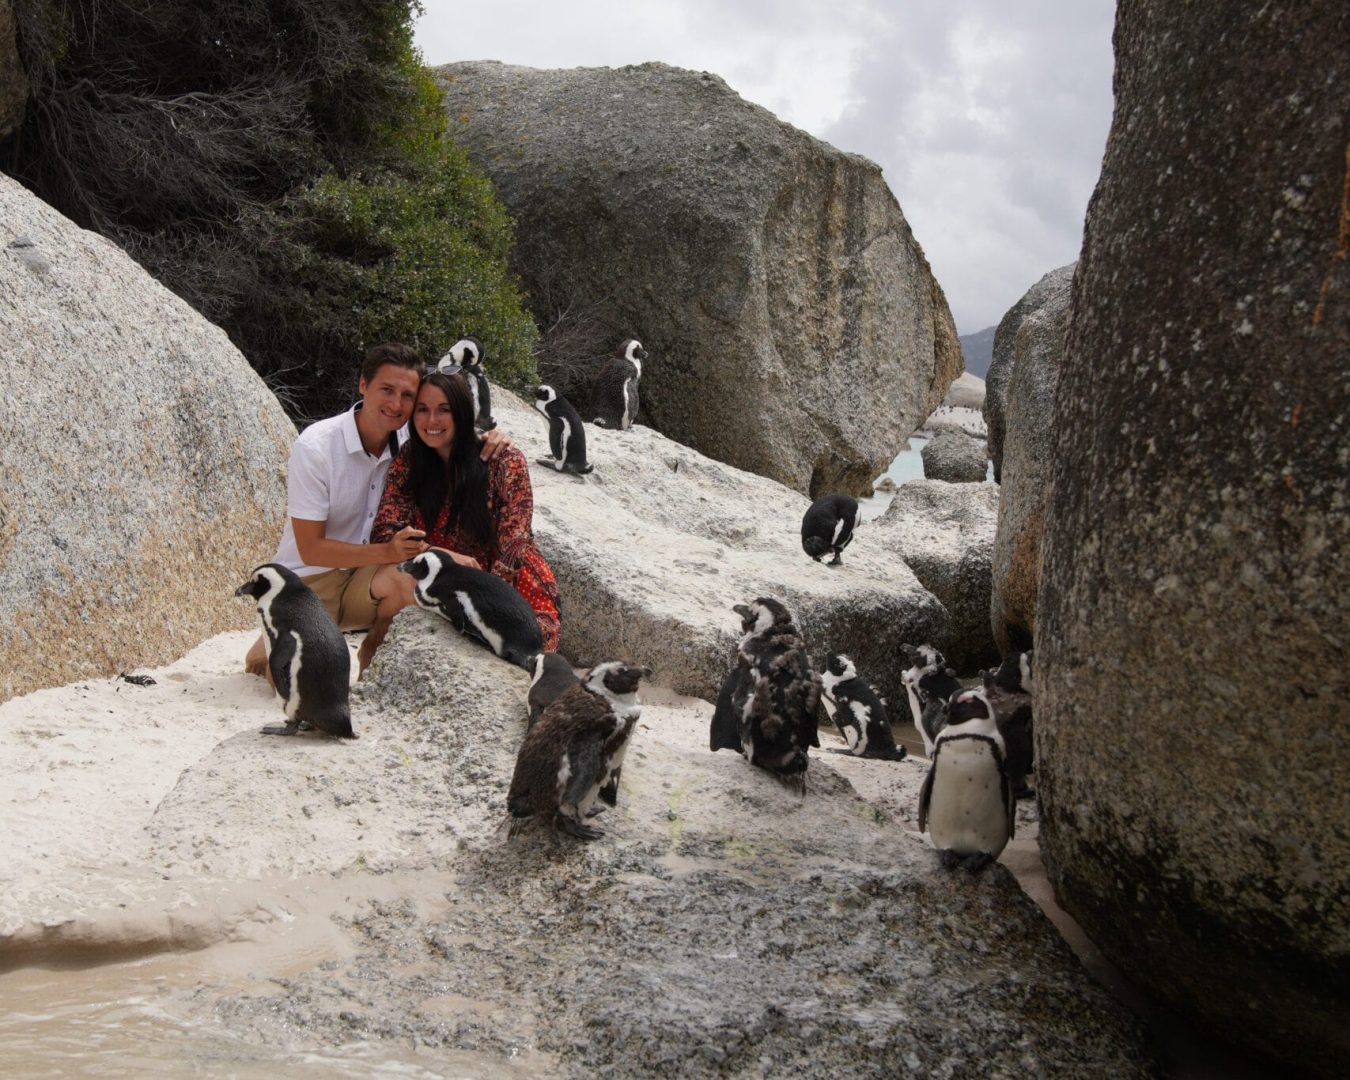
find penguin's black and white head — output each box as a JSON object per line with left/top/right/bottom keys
{"left": 235, "top": 564, "right": 289, "bottom": 602}
{"left": 441, "top": 336, "right": 483, "bottom": 372}
{"left": 587, "top": 661, "right": 651, "bottom": 698}
{"left": 802, "top": 535, "right": 830, "bottom": 561}
{"left": 984, "top": 650, "right": 1034, "bottom": 695}
{"left": 900, "top": 643, "right": 943, "bottom": 678}
{"left": 619, "top": 338, "right": 646, "bottom": 375}
{"left": 533, "top": 385, "right": 559, "bottom": 415}
{"left": 398, "top": 549, "right": 449, "bottom": 588}
{"left": 732, "top": 597, "right": 794, "bottom": 635}
{"left": 824, "top": 654, "right": 857, "bottom": 680}
{"left": 947, "top": 687, "right": 993, "bottom": 726}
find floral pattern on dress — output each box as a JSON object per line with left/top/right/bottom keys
{"left": 372, "top": 445, "right": 562, "bottom": 651}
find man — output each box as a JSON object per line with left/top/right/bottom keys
{"left": 245, "top": 342, "right": 510, "bottom": 677}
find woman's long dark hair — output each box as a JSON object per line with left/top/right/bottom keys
{"left": 406, "top": 372, "right": 493, "bottom": 546}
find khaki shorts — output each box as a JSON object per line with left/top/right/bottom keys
{"left": 301, "top": 566, "right": 381, "bottom": 631}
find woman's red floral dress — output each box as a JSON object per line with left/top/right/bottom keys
{"left": 371, "top": 445, "right": 562, "bottom": 651}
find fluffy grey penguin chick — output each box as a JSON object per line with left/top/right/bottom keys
{"left": 439, "top": 336, "right": 496, "bottom": 431}
{"left": 983, "top": 650, "right": 1034, "bottom": 799}
{"left": 801, "top": 494, "right": 860, "bottom": 566}
{"left": 526, "top": 651, "right": 581, "bottom": 728}
{"left": 709, "top": 598, "right": 821, "bottom": 791}
{"left": 533, "top": 384, "right": 593, "bottom": 477}
{"left": 918, "top": 686, "right": 1015, "bottom": 872}
{"left": 399, "top": 550, "right": 543, "bottom": 668}
{"left": 899, "top": 643, "right": 963, "bottom": 758}
{"left": 508, "top": 661, "right": 652, "bottom": 840}
{"left": 235, "top": 563, "right": 355, "bottom": 739}
{"left": 820, "top": 654, "right": 905, "bottom": 760}
{"left": 591, "top": 338, "right": 647, "bottom": 430}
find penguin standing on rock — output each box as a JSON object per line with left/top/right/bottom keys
{"left": 592, "top": 338, "right": 647, "bottom": 429}
{"left": 801, "top": 495, "right": 860, "bottom": 565}
{"left": 533, "top": 385, "right": 593, "bottom": 476}
{"left": 899, "top": 643, "right": 963, "bottom": 758}
{"left": 918, "top": 686, "right": 1015, "bottom": 871}
{"left": 526, "top": 651, "right": 581, "bottom": 728}
{"left": 710, "top": 598, "right": 821, "bottom": 789}
{"left": 399, "top": 550, "right": 543, "bottom": 668}
{"left": 508, "top": 661, "right": 652, "bottom": 840}
{"left": 983, "top": 650, "right": 1034, "bottom": 799}
{"left": 820, "top": 654, "right": 906, "bottom": 760}
{"left": 439, "top": 337, "right": 496, "bottom": 431}
{"left": 235, "top": 564, "right": 355, "bottom": 739}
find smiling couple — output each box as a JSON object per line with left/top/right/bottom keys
{"left": 244, "top": 343, "right": 561, "bottom": 679}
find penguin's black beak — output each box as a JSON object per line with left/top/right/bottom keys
{"left": 732, "top": 603, "right": 752, "bottom": 620}
{"left": 233, "top": 581, "right": 254, "bottom": 598}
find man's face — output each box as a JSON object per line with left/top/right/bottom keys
{"left": 358, "top": 364, "right": 421, "bottom": 433}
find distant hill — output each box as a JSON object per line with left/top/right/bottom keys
{"left": 958, "top": 325, "right": 996, "bottom": 379}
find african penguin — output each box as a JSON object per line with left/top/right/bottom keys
{"left": 235, "top": 564, "right": 355, "bottom": 739}
{"left": 526, "top": 651, "right": 581, "bottom": 728}
{"left": 508, "top": 661, "right": 651, "bottom": 840}
{"left": 801, "top": 494, "right": 860, "bottom": 566}
{"left": 983, "top": 650, "right": 1034, "bottom": 800}
{"left": 439, "top": 336, "right": 496, "bottom": 431}
{"left": 820, "top": 654, "right": 905, "bottom": 760}
{"left": 899, "top": 643, "right": 963, "bottom": 758}
{"left": 533, "top": 385, "right": 593, "bottom": 476}
{"left": 918, "top": 687, "right": 1015, "bottom": 871}
{"left": 591, "top": 338, "right": 647, "bottom": 430}
{"left": 399, "top": 550, "right": 543, "bottom": 668}
{"left": 709, "top": 598, "right": 821, "bottom": 790}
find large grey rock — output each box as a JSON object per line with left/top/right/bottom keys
{"left": 0, "top": 2, "right": 25, "bottom": 140}
{"left": 920, "top": 428, "right": 988, "bottom": 482}
{"left": 493, "top": 390, "right": 946, "bottom": 709}
{"left": 1036, "top": 4, "right": 1349, "bottom": 1074}
{"left": 942, "top": 371, "right": 986, "bottom": 410}
{"left": 434, "top": 60, "right": 960, "bottom": 497}
{"left": 990, "top": 284, "right": 1071, "bottom": 653}
{"left": 0, "top": 173, "right": 294, "bottom": 703}
{"left": 984, "top": 263, "right": 1075, "bottom": 482}
{"left": 874, "top": 480, "right": 1001, "bottom": 673}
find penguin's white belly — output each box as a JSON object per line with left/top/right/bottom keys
{"left": 904, "top": 684, "right": 932, "bottom": 755}
{"left": 927, "top": 743, "right": 1009, "bottom": 857}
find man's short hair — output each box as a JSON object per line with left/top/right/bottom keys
{"left": 360, "top": 342, "right": 426, "bottom": 383}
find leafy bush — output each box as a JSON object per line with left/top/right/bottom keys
{"left": 3, "top": 0, "right": 538, "bottom": 423}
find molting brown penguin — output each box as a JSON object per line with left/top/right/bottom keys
{"left": 508, "top": 661, "right": 651, "bottom": 840}
{"left": 235, "top": 564, "right": 355, "bottom": 739}
{"left": 983, "top": 650, "right": 1034, "bottom": 799}
{"left": 709, "top": 598, "right": 821, "bottom": 789}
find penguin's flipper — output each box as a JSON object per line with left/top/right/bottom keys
{"left": 268, "top": 629, "right": 297, "bottom": 705}
{"left": 917, "top": 763, "right": 935, "bottom": 834}
{"left": 920, "top": 699, "right": 948, "bottom": 751}
{"left": 562, "top": 733, "right": 605, "bottom": 817}
{"left": 598, "top": 765, "right": 622, "bottom": 808}
{"left": 710, "top": 670, "right": 745, "bottom": 752}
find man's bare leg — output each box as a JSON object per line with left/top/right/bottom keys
{"left": 357, "top": 564, "right": 417, "bottom": 674}
{"left": 244, "top": 634, "right": 268, "bottom": 677}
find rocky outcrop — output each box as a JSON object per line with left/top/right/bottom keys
{"left": 984, "top": 263, "right": 1075, "bottom": 482}
{"left": 943, "top": 371, "right": 986, "bottom": 410}
{"left": 920, "top": 428, "right": 987, "bottom": 482}
{"left": 872, "top": 480, "right": 1000, "bottom": 673}
{"left": 0, "top": 1, "right": 26, "bottom": 140}
{"left": 990, "top": 286, "right": 1071, "bottom": 652}
{"left": 493, "top": 390, "right": 945, "bottom": 709}
{"left": 434, "top": 61, "right": 960, "bottom": 497}
{"left": 0, "top": 174, "right": 294, "bottom": 703}
{"left": 1036, "top": 4, "right": 1349, "bottom": 1075}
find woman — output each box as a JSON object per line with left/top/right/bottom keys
{"left": 370, "top": 370, "right": 562, "bottom": 651}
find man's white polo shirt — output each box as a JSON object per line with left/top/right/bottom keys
{"left": 271, "top": 403, "right": 408, "bottom": 576}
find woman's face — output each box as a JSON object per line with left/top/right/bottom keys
{"left": 414, "top": 382, "right": 455, "bottom": 457}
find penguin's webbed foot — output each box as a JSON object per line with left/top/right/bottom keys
{"left": 556, "top": 811, "right": 603, "bottom": 841}
{"left": 962, "top": 852, "right": 995, "bottom": 873}
{"left": 829, "top": 553, "right": 843, "bottom": 566}
{"left": 938, "top": 849, "right": 963, "bottom": 870}
{"left": 585, "top": 804, "right": 608, "bottom": 819}
{"left": 260, "top": 722, "right": 301, "bottom": 736}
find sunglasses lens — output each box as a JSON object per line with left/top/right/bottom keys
{"left": 437, "top": 362, "right": 462, "bottom": 375}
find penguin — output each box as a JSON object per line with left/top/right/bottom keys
{"left": 439, "top": 336, "right": 496, "bottom": 431}
{"left": 591, "top": 338, "right": 647, "bottom": 430}
{"left": 234, "top": 564, "right": 355, "bottom": 739}
{"left": 533, "top": 385, "right": 593, "bottom": 476}
{"left": 399, "top": 550, "right": 543, "bottom": 668}
{"left": 709, "top": 598, "right": 821, "bottom": 789}
{"left": 917, "top": 686, "right": 1015, "bottom": 871}
{"left": 983, "top": 650, "right": 1034, "bottom": 799}
{"left": 819, "top": 654, "right": 906, "bottom": 760}
{"left": 801, "top": 494, "right": 860, "bottom": 566}
{"left": 526, "top": 651, "right": 581, "bottom": 728}
{"left": 899, "top": 643, "right": 963, "bottom": 758}
{"left": 508, "top": 661, "right": 651, "bottom": 840}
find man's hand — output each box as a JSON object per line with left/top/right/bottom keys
{"left": 389, "top": 526, "right": 428, "bottom": 562}
{"left": 479, "top": 427, "right": 514, "bottom": 461}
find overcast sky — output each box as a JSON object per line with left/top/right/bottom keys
{"left": 413, "top": 1, "right": 1116, "bottom": 335}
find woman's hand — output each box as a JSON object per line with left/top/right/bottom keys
{"left": 388, "top": 525, "right": 428, "bottom": 562}
{"left": 478, "top": 428, "right": 514, "bottom": 461}
{"left": 431, "top": 545, "right": 481, "bottom": 570}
